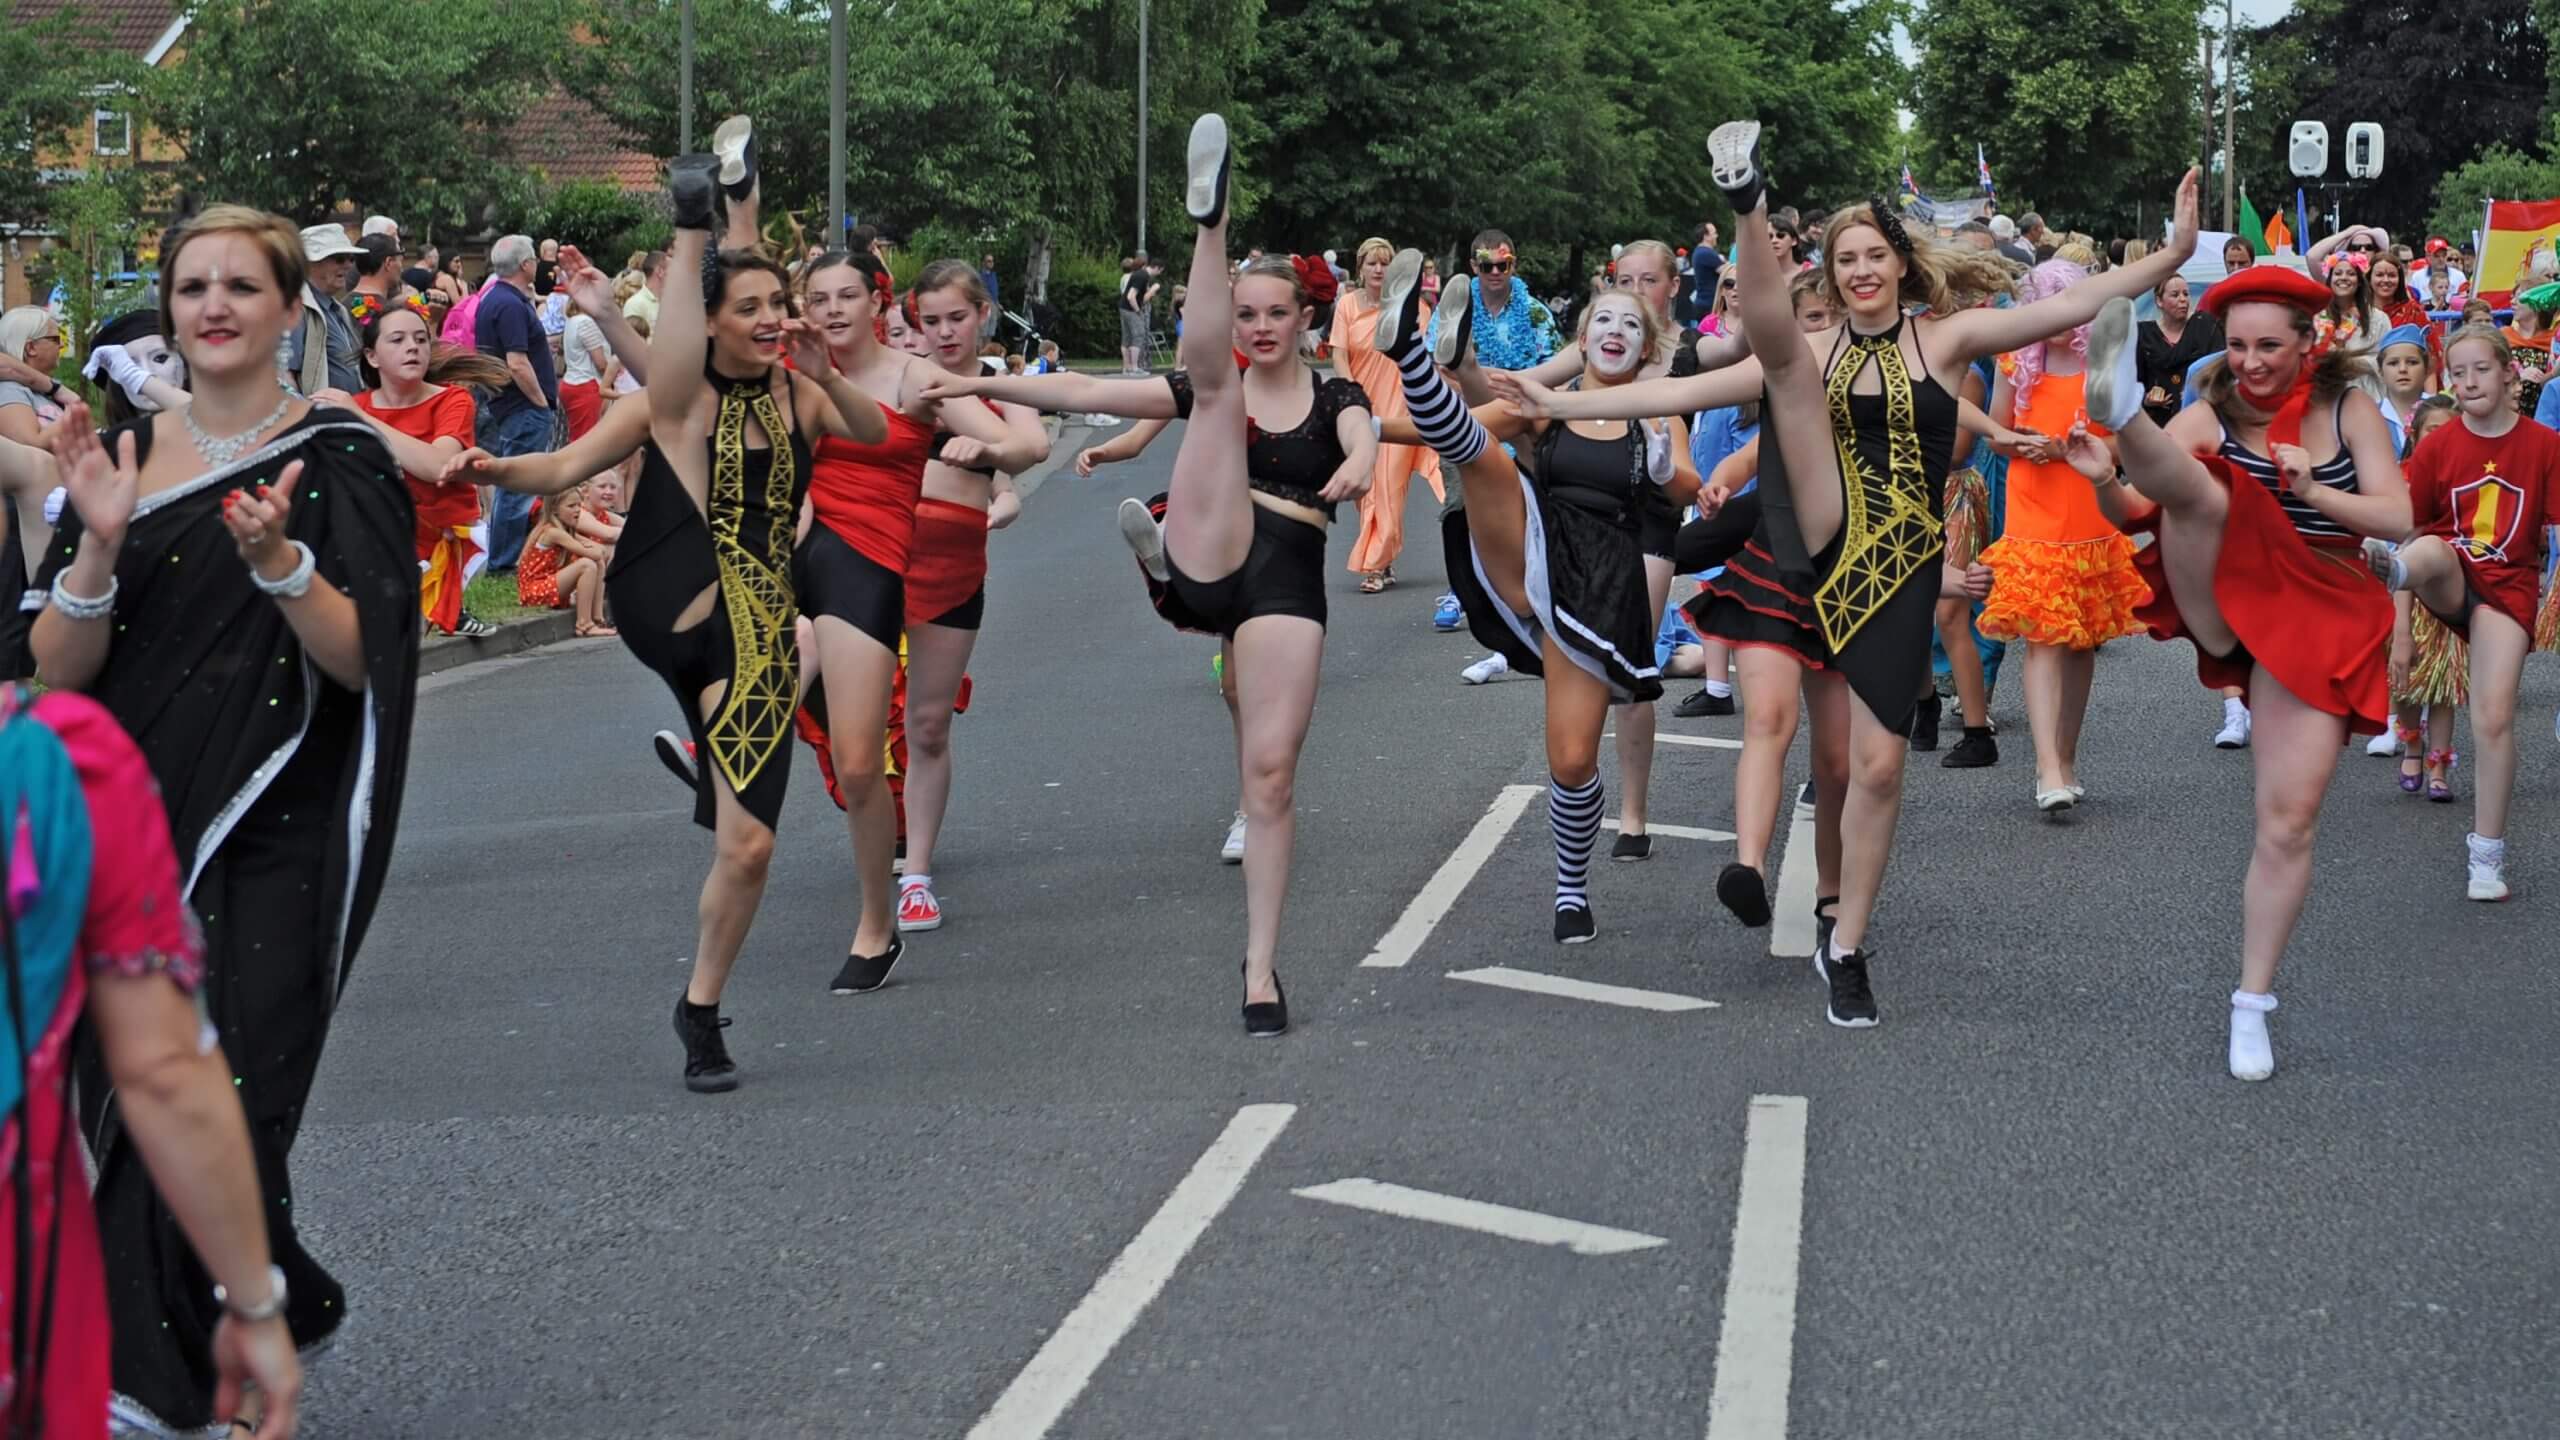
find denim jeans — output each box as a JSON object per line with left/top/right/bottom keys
{"left": 481, "top": 405, "right": 559, "bottom": 571}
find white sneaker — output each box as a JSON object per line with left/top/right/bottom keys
{"left": 2228, "top": 990, "right": 2277, "bottom": 1082}
{"left": 2213, "top": 701, "right": 2251, "bottom": 750}
{"left": 2467, "top": 832, "right": 2509, "bottom": 901}
{"left": 1220, "top": 811, "right": 1247, "bottom": 864}
{"left": 1117, "top": 497, "right": 1169, "bottom": 582}
{"left": 2365, "top": 729, "right": 2401, "bottom": 758}
{"left": 1460, "top": 652, "right": 1510, "bottom": 685}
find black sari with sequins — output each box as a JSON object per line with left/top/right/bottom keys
{"left": 33, "top": 408, "right": 417, "bottom": 1433}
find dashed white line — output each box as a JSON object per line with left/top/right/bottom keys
{"left": 1360, "top": 784, "right": 1541, "bottom": 968}
{"left": 1606, "top": 818, "right": 1737, "bottom": 842}
{"left": 1446, "top": 966, "right": 1721, "bottom": 1013}
{"left": 1704, "top": 1095, "right": 1810, "bottom": 1440}
{"left": 966, "top": 1104, "right": 1296, "bottom": 1440}
{"left": 1293, "top": 1177, "right": 1669, "bottom": 1256}
{"left": 1644, "top": 731, "right": 1745, "bottom": 751}
{"left": 1768, "top": 804, "right": 1819, "bottom": 958}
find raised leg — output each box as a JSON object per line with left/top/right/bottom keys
{"left": 1717, "top": 122, "right": 1846, "bottom": 554}
{"left": 1161, "top": 165, "right": 1255, "bottom": 583}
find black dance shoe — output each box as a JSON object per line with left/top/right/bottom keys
{"left": 1243, "top": 967, "right": 1289, "bottom": 1037}
{"left": 1708, "top": 120, "right": 1768, "bottom": 215}
{"left": 832, "top": 936, "right": 905, "bottom": 995}
{"left": 1673, "top": 687, "right": 1735, "bottom": 718}
{"left": 711, "top": 114, "right": 758, "bottom": 202}
{"left": 1941, "top": 727, "right": 1999, "bottom": 768}
{"left": 674, "top": 995, "right": 739, "bottom": 1093}
{"left": 1715, "top": 861, "right": 1772, "bottom": 928}
{"left": 1554, "top": 902, "right": 1597, "bottom": 944}
{"left": 669, "top": 154, "right": 721, "bottom": 231}
{"left": 1611, "top": 831, "right": 1653, "bottom": 862}
{"left": 1911, "top": 691, "right": 1942, "bottom": 752}
{"left": 1186, "top": 113, "right": 1231, "bottom": 227}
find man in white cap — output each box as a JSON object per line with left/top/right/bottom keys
{"left": 361, "top": 214, "right": 401, "bottom": 245}
{"left": 287, "top": 222, "right": 365, "bottom": 395}
{"left": 1989, "top": 214, "right": 2034, "bottom": 267}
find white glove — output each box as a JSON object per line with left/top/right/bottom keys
{"left": 81, "top": 343, "right": 160, "bottom": 411}
{"left": 1644, "top": 419, "right": 1674, "bottom": 486}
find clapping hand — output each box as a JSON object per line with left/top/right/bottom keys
{"left": 41, "top": 398, "right": 138, "bottom": 548}
{"left": 219, "top": 463, "right": 305, "bottom": 579}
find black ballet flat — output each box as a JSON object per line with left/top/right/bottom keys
{"left": 1186, "top": 113, "right": 1230, "bottom": 227}
{"left": 1242, "top": 969, "right": 1289, "bottom": 1037}
{"left": 1708, "top": 120, "right": 1767, "bottom": 214}
{"left": 1715, "top": 862, "right": 1772, "bottom": 928}
{"left": 711, "top": 115, "right": 758, "bottom": 202}
{"left": 668, "top": 154, "right": 720, "bottom": 232}
{"left": 1554, "top": 903, "right": 1597, "bottom": 944}
{"left": 832, "top": 936, "right": 904, "bottom": 995}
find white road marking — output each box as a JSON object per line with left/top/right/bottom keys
{"left": 1704, "top": 1095, "right": 1811, "bottom": 1440}
{"left": 1606, "top": 818, "right": 1737, "bottom": 842}
{"left": 1360, "top": 784, "right": 1541, "bottom": 968}
{"left": 1769, "top": 804, "right": 1819, "bottom": 958}
{"left": 1642, "top": 731, "right": 1745, "bottom": 751}
{"left": 1293, "top": 1177, "right": 1669, "bottom": 1256}
{"left": 966, "top": 1104, "right": 1296, "bottom": 1440}
{"left": 1446, "top": 966, "right": 1720, "bottom": 1013}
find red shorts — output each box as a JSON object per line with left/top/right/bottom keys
{"left": 906, "top": 498, "right": 989, "bottom": 629}
{"left": 2129, "top": 454, "right": 2392, "bottom": 735}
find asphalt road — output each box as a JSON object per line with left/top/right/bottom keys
{"left": 293, "top": 421, "right": 2560, "bottom": 1438}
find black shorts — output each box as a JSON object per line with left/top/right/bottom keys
{"left": 1165, "top": 504, "right": 1328, "bottom": 635}
{"left": 1638, "top": 495, "right": 1678, "bottom": 562}
{"left": 922, "top": 585, "right": 986, "bottom": 631}
{"left": 798, "top": 524, "right": 904, "bottom": 652}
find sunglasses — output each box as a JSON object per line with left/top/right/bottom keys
{"left": 1475, "top": 259, "right": 1513, "bottom": 274}
{"left": 2346, "top": 242, "right": 2380, "bottom": 253}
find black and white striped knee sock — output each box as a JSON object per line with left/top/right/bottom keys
{"left": 1549, "top": 773, "right": 1604, "bottom": 911}
{"left": 1394, "top": 343, "right": 1489, "bottom": 468}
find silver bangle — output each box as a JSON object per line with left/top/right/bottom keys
{"left": 214, "top": 1264, "right": 289, "bottom": 1323}
{"left": 251, "top": 540, "right": 317, "bottom": 599}
{"left": 49, "top": 571, "right": 117, "bottom": 621}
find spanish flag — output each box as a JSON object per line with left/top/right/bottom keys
{"left": 2476, "top": 197, "right": 2560, "bottom": 305}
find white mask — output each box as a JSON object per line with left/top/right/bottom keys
{"left": 1584, "top": 300, "right": 1648, "bottom": 379}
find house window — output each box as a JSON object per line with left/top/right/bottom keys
{"left": 94, "top": 109, "right": 131, "bottom": 157}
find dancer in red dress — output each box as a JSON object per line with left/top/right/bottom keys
{"left": 2073, "top": 265, "right": 2411, "bottom": 1081}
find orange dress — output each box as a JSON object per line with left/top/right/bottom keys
{"left": 517, "top": 535, "right": 564, "bottom": 609}
{"left": 1978, "top": 369, "right": 2150, "bottom": 649}
{"left": 1331, "top": 290, "right": 1442, "bottom": 575}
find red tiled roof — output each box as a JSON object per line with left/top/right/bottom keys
{"left": 505, "top": 91, "right": 658, "bottom": 194}
{"left": 16, "top": 0, "right": 183, "bottom": 57}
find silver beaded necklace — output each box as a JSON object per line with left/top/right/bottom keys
{"left": 183, "top": 386, "right": 295, "bottom": 469}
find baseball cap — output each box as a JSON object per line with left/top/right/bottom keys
{"left": 299, "top": 224, "right": 364, "bottom": 262}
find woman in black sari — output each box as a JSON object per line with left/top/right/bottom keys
{"left": 29, "top": 205, "right": 416, "bottom": 1438}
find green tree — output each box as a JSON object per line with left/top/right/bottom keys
{"left": 1911, "top": 0, "right": 2205, "bottom": 233}
{"left": 2429, "top": 116, "right": 2560, "bottom": 243}
{"left": 1717, "top": 0, "right": 1905, "bottom": 217}
{"left": 154, "top": 0, "right": 577, "bottom": 231}
{"left": 0, "top": 3, "right": 151, "bottom": 230}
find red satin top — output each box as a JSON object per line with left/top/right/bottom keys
{"left": 812, "top": 403, "right": 935, "bottom": 572}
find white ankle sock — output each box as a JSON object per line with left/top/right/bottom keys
{"left": 1706, "top": 679, "right": 1734, "bottom": 698}
{"left": 901, "top": 872, "right": 932, "bottom": 891}
{"left": 2228, "top": 988, "right": 2276, "bottom": 1081}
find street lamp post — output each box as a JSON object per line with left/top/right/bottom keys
{"left": 1136, "top": 0, "right": 1149, "bottom": 259}
{"left": 679, "top": 0, "right": 695, "bottom": 154}
{"left": 830, "top": 0, "right": 847, "bottom": 245}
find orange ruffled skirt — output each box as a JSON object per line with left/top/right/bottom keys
{"left": 1977, "top": 532, "right": 2151, "bottom": 650}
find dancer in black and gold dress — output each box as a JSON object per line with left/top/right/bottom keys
{"left": 1504, "top": 138, "right": 2198, "bottom": 1027}
{"left": 451, "top": 122, "right": 891, "bottom": 1089}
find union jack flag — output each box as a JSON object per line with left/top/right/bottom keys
{"left": 1976, "top": 144, "right": 1995, "bottom": 198}
{"left": 1901, "top": 161, "right": 1918, "bottom": 196}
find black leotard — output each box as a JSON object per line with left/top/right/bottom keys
{"left": 1165, "top": 368, "right": 1371, "bottom": 518}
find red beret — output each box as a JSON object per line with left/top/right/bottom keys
{"left": 2199, "top": 265, "right": 2331, "bottom": 319}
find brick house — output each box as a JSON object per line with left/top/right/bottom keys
{"left": 0, "top": 0, "right": 187, "bottom": 309}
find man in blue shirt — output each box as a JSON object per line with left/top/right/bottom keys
{"left": 475, "top": 233, "right": 559, "bottom": 571}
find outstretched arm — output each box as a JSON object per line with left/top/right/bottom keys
{"left": 920, "top": 368, "right": 1182, "bottom": 420}
{"left": 1938, "top": 169, "right": 2201, "bottom": 362}
{"left": 1074, "top": 417, "right": 1170, "bottom": 475}
{"left": 446, "top": 395, "right": 652, "bottom": 495}
{"left": 1492, "top": 360, "right": 1764, "bottom": 422}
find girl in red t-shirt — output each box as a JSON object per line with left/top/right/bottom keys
{"left": 336, "top": 302, "right": 510, "bottom": 635}
{"left": 2367, "top": 324, "right": 2560, "bottom": 900}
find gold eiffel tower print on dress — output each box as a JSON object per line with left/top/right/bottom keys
{"left": 1814, "top": 330, "right": 1942, "bottom": 652}
{"left": 704, "top": 382, "right": 801, "bottom": 799}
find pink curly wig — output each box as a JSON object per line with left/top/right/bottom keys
{"left": 2011, "top": 257, "right": 2092, "bottom": 412}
